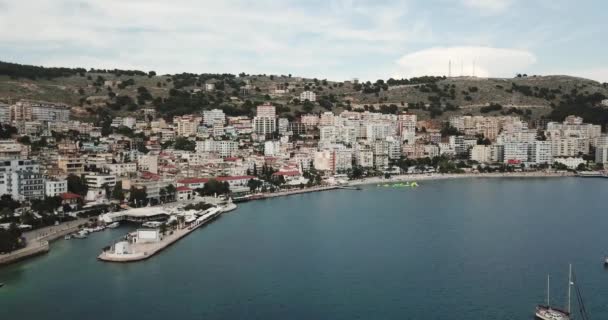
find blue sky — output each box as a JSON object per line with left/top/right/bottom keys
{"left": 1, "top": 0, "right": 607, "bottom": 82}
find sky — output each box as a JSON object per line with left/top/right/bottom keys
{"left": 1, "top": 0, "right": 607, "bottom": 82}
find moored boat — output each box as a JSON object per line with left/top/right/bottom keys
{"left": 577, "top": 171, "right": 602, "bottom": 177}
{"left": 107, "top": 222, "right": 119, "bottom": 229}
{"left": 73, "top": 230, "right": 88, "bottom": 239}
{"left": 535, "top": 265, "right": 572, "bottom": 320}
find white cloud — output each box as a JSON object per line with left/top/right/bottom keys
{"left": 462, "top": 0, "right": 512, "bottom": 14}
{"left": 0, "top": 0, "right": 429, "bottom": 80}
{"left": 394, "top": 46, "right": 537, "bottom": 78}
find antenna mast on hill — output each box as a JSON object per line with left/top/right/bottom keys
{"left": 460, "top": 60, "right": 464, "bottom": 77}
{"left": 449, "top": 60, "right": 452, "bottom": 78}
{"left": 473, "top": 59, "right": 476, "bottom": 77}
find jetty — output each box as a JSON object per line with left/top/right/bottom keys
{"left": 98, "top": 203, "right": 236, "bottom": 263}
{"left": 0, "top": 219, "right": 86, "bottom": 266}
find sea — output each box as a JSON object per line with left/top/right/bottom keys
{"left": 1, "top": 177, "right": 607, "bottom": 319}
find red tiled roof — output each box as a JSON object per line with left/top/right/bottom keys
{"left": 140, "top": 171, "right": 160, "bottom": 180}
{"left": 176, "top": 186, "right": 193, "bottom": 192}
{"left": 224, "top": 157, "right": 239, "bottom": 161}
{"left": 60, "top": 192, "right": 82, "bottom": 200}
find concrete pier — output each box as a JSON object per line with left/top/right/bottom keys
{"left": 98, "top": 205, "right": 234, "bottom": 263}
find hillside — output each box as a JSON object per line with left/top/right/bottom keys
{"left": 1, "top": 61, "right": 608, "bottom": 126}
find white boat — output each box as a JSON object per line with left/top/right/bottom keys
{"left": 107, "top": 222, "right": 119, "bottom": 229}
{"left": 73, "top": 230, "right": 88, "bottom": 239}
{"left": 604, "top": 256, "right": 608, "bottom": 266}
{"left": 64, "top": 235, "right": 71, "bottom": 240}
{"left": 535, "top": 265, "right": 572, "bottom": 320}
{"left": 142, "top": 221, "right": 164, "bottom": 228}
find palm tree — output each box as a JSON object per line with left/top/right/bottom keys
{"left": 166, "top": 184, "right": 176, "bottom": 202}
{"left": 177, "top": 216, "right": 185, "bottom": 229}
{"left": 159, "top": 188, "right": 167, "bottom": 203}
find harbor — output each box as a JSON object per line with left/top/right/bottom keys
{"left": 98, "top": 202, "right": 236, "bottom": 263}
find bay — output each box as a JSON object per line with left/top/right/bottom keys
{"left": 1, "top": 177, "right": 607, "bottom": 319}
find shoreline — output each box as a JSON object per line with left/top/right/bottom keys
{"left": 345, "top": 171, "right": 575, "bottom": 187}
{"left": 0, "top": 219, "right": 86, "bottom": 266}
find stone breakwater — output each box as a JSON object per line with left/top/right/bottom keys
{"left": 0, "top": 221, "right": 83, "bottom": 266}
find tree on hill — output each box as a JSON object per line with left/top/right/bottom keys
{"left": 111, "top": 181, "right": 125, "bottom": 201}
{"left": 129, "top": 186, "right": 148, "bottom": 206}
{"left": 67, "top": 174, "right": 88, "bottom": 196}
{"left": 0, "top": 124, "right": 18, "bottom": 139}
{"left": 173, "top": 137, "right": 196, "bottom": 151}
{"left": 196, "top": 179, "right": 230, "bottom": 196}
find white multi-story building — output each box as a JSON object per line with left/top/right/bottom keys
{"left": 264, "top": 140, "right": 281, "bottom": 156}
{"left": 490, "top": 144, "right": 505, "bottom": 163}
{"left": 256, "top": 103, "right": 276, "bottom": 118}
{"left": 57, "top": 155, "right": 85, "bottom": 175}
{"left": 313, "top": 150, "right": 332, "bottom": 171}
{"left": 84, "top": 173, "right": 117, "bottom": 189}
{"left": 45, "top": 179, "right": 67, "bottom": 197}
{"left": 203, "top": 109, "right": 226, "bottom": 126}
{"left": 196, "top": 140, "right": 238, "bottom": 157}
{"left": 529, "top": 141, "right": 553, "bottom": 165}
{"left": 366, "top": 123, "right": 393, "bottom": 141}
{"left": 278, "top": 118, "right": 289, "bottom": 135}
{"left": 355, "top": 150, "right": 374, "bottom": 168}
{"left": 502, "top": 142, "right": 529, "bottom": 164}
{"left": 253, "top": 116, "right": 276, "bottom": 135}
{"left": 103, "top": 162, "right": 137, "bottom": 177}
{"left": 319, "top": 126, "right": 337, "bottom": 143}
{"left": 300, "top": 91, "right": 316, "bottom": 102}
{"left": 0, "top": 140, "right": 28, "bottom": 159}
{"left": 553, "top": 157, "right": 584, "bottom": 169}
{"left": 0, "top": 159, "right": 44, "bottom": 201}
{"left": 469, "top": 145, "right": 491, "bottom": 163}
{"left": 212, "top": 123, "right": 224, "bottom": 137}
{"left": 0, "top": 171, "right": 45, "bottom": 201}
{"left": 138, "top": 155, "right": 159, "bottom": 174}
{"left": 333, "top": 148, "right": 353, "bottom": 173}
{"left": 337, "top": 126, "right": 357, "bottom": 145}
{"left": 550, "top": 137, "right": 589, "bottom": 157}
{"left": 595, "top": 145, "right": 608, "bottom": 165}
{"left": 29, "top": 101, "right": 70, "bottom": 122}
{"left": 319, "top": 112, "right": 335, "bottom": 126}
{"left": 0, "top": 103, "right": 10, "bottom": 123}
{"left": 111, "top": 117, "right": 137, "bottom": 129}
{"left": 300, "top": 114, "right": 319, "bottom": 128}
{"left": 173, "top": 115, "right": 202, "bottom": 137}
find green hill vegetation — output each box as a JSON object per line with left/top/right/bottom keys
{"left": 1, "top": 60, "right": 608, "bottom": 128}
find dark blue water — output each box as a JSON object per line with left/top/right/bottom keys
{"left": 1, "top": 178, "right": 607, "bottom": 319}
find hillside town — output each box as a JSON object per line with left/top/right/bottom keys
{"left": 0, "top": 98, "right": 605, "bottom": 241}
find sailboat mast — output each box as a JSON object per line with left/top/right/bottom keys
{"left": 546, "top": 274, "right": 550, "bottom": 306}
{"left": 568, "top": 264, "right": 572, "bottom": 313}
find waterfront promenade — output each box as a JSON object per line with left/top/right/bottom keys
{"left": 0, "top": 218, "right": 88, "bottom": 266}
{"left": 346, "top": 171, "right": 575, "bottom": 186}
